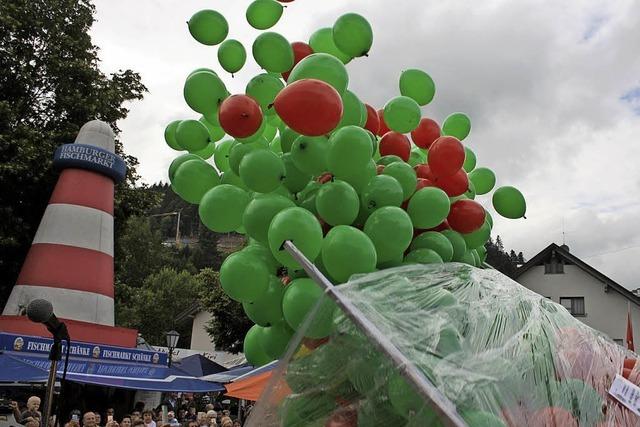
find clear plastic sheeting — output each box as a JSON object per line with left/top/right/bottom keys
{"left": 246, "top": 263, "right": 639, "bottom": 426}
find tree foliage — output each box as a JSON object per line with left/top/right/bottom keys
{"left": 485, "top": 235, "right": 526, "bottom": 278}
{"left": 198, "top": 268, "right": 252, "bottom": 353}
{"left": 0, "top": 0, "right": 157, "bottom": 308}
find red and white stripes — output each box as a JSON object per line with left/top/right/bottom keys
{"left": 2, "top": 121, "right": 118, "bottom": 326}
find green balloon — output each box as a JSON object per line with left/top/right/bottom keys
{"left": 175, "top": 119, "right": 209, "bottom": 152}
{"left": 252, "top": 32, "right": 294, "bottom": 73}
{"left": 442, "top": 112, "right": 471, "bottom": 140}
{"left": 468, "top": 167, "right": 496, "bottom": 195}
{"left": 168, "top": 153, "right": 200, "bottom": 182}
{"left": 383, "top": 96, "right": 421, "bottom": 133}
{"left": 220, "top": 170, "right": 248, "bottom": 190}
{"left": 199, "top": 116, "right": 225, "bottom": 143}
{"left": 328, "top": 125, "right": 372, "bottom": 175}
{"left": 463, "top": 146, "right": 477, "bottom": 172}
{"left": 184, "top": 70, "right": 228, "bottom": 115}
{"left": 213, "top": 139, "right": 235, "bottom": 172}
{"left": 243, "top": 193, "right": 295, "bottom": 244}
{"left": 262, "top": 320, "right": 294, "bottom": 359}
{"left": 229, "top": 140, "right": 267, "bottom": 175}
{"left": 217, "top": 39, "right": 246, "bottom": 74}
{"left": 282, "top": 278, "right": 335, "bottom": 338}
{"left": 407, "top": 187, "right": 450, "bottom": 229}
{"left": 281, "top": 152, "right": 311, "bottom": 193}
{"left": 243, "top": 325, "right": 272, "bottom": 366}
{"left": 270, "top": 136, "right": 282, "bottom": 153}
{"left": 239, "top": 149, "right": 285, "bottom": 193}
{"left": 268, "top": 207, "right": 323, "bottom": 268}
{"left": 279, "top": 126, "right": 300, "bottom": 153}
{"left": 410, "top": 231, "right": 454, "bottom": 262}
{"left": 246, "top": 0, "right": 283, "bottom": 30}
{"left": 337, "top": 90, "right": 367, "bottom": 129}
{"left": 243, "top": 275, "right": 284, "bottom": 326}
{"left": 332, "top": 13, "right": 373, "bottom": 57}
{"left": 172, "top": 159, "right": 220, "bottom": 204}
{"left": 309, "top": 28, "right": 352, "bottom": 64}
{"left": 287, "top": 53, "right": 349, "bottom": 95}
{"left": 404, "top": 248, "right": 443, "bottom": 264}
{"left": 460, "top": 249, "right": 476, "bottom": 266}
{"left": 199, "top": 184, "right": 250, "bottom": 232}
{"left": 192, "top": 142, "right": 216, "bottom": 159}
{"left": 440, "top": 229, "right": 467, "bottom": 262}
{"left": 334, "top": 159, "right": 376, "bottom": 193}
{"left": 164, "top": 120, "right": 183, "bottom": 150}
{"left": 364, "top": 206, "right": 413, "bottom": 262}
{"left": 408, "top": 147, "right": 427, "bottom": 167}
{"left": 377, "top": 155, "right": 404, "bottom": 166}
{"left": 493, "top": 186, "right": 526, "bottom": 219}
{"left": 321, "top": 226, "right": 377, "bottom": 283}
{"left": 246, "top": 73, "right": 284, "bottom": 113}
{"left": 399, "top": 69, "right": 436, "bottom": 106}
{"left": 220, "top": 251, "right": 270, "bottom": 302}
{"left": 361, "top": 175, "right": 404, "bottom": 215}
{"left": 464, "top": 180, "right": 476, "bottom": 200}
{"left": 387, "top": 374, "right": 426, "bottom": 418}
{"left": 315, "top": 180, "right": 359, "bottom": 226}
{"left": 485, "top": 209, "right": 493, "bottom": 228}
{"left": 476, "top": 244, "right": 487, "bottom": 263}
{"left": 463, "top": 220, "right": 491, "bottom": 249}
{"left": 470, "top": 249, "right": 481, "bottom": 267}
{"left": 242, "top": 243, "right": 280, "bottom": 274}
{"left": 291, "top": 135, "right": 329, "bottom": 176}
{"left": 382, "top": 162, "right": 417, "bottom": 201}
{"left": 188, "top": 10, "right": 228, "bottom": 46}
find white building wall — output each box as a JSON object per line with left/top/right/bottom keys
{"left": 518, "top": 265, "right": 640, "bottom": 343}
{"left": 190, "top": 310, "right": 214, "bottom": 351}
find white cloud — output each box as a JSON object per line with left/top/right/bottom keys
{"left": 91, "top": 0, "right": 640, "bottom": 288}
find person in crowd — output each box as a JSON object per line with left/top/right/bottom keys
{"left": 232, "top": 421, "right": 240, "bottom": 427}
{"left": 9, "top": 401, "right": 22, "bottom": 424}
{"left": 83, "top": 412, "right": 98, "bottom": 427}
{"left": 24, "top": 419, "right": 40, "bottom": 427}
{"left": 184, "top": 408, "right": 196, "bottom": 422}
{"left": 177, "top": 409, "right": 186, "bottom": 422}
{"left": 121, "top": 415, "right": 132, "bottom": 427}
{"left": 132, "top": 420, "right": 145, "bottom": 427}
{"left": 196, "top": 413, "right": 208, "bottom": 427}
{"left": 186, "top": 421, "right": 198, "bottom": 427}
{"left": 203, "top": 405, "right": 214, "bottom": 413}
{"left": 163, "top": 393, "right": 179, "bottom": 412}
{"left": 65, "top": 421, "right": 80, "bottom": 427}
{"left": 142, "top": 411, "right": 156, "bottom": 427}
{"left": 131, "top": 412, "right": 141, "bottom": 422}
{"left": 95, "top": 413, "right": 102, "bottom": 427}
{"left": 219, "top": 418, "right": 232, "bottom": 427}
{"left": 20, "top": 396, "right": 42, "bottom": 425}
{"left": 167, "top": 412, "right": 179, "bottom": 427}
{"left": 206, "top": 411, "right": 217, "bottom": 427}
{"left": 106, "top": 408, "right": 115, "bottom": 421}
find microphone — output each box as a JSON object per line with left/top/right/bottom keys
{"left": 27, "top": 299, "right": 70, "bottom": 340}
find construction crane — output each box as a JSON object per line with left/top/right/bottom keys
{"left": 150, "top": 210, "right": 182, "bottom": 247}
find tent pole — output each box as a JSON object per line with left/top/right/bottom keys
{"left": 283, "top": 241, "right": 468, "bottom": 427}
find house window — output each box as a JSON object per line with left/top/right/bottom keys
{"left": 560, "top": 297, "right": 585, "bottom": 316}
{"left": 544, "top": 259, "right": 564, "bottom": 274}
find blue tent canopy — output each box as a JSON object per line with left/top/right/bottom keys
{"left": 173, "top": 354, "right": 228, "bottom": 377}
{"left": 201, "top": 364, "right": 254, "bottom": 383}
{"left": 0, "top": 333, "right": 224, "bottom": 392}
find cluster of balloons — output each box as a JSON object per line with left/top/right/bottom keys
{"left": 165, "top": 2, "right": 526, "bottom": 370}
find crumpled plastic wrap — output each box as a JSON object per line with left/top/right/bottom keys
{"left": 246, "top": 263, "right": 640, "bottom": 426}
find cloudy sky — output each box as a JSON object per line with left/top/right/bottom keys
{"left": 91, "top": 0, "right": 640, "bottom": 288}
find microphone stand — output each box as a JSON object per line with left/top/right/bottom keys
{"left": 43, "top": 323, "right": 69, "bottom": 427}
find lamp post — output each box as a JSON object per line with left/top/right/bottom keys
{"left": 166, "top": 330, "right": 180, "bottom": 367}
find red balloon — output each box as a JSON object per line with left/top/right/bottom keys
{"left": 434, "top": 169, "right": 469, "bottom": 197}
{"left": 414, "top": 163, "right": 435, "bottom": 180}
{"left": 447, "top": 199, "right": 486, "bottom": 234}
{"left": 282, "top": 41, "right": 314, "bottom": 81}
{"left": 218, "top": 94, "right": 263, "bottom": 138}
{"left": 277, "top": 0, "right": 294, "bottom": 2}
{"left": 411, "top": 118, "right": 441, "bottom": 149}
{"left": 274, "top": 79, "right": 343, "bottom": 136}
{"left": 415, "top": 177, "right": 435, "bottom": 191}
{"left": 364, "top": 103, "right": 380, "bottom": 135}
{"left": 428, "top": 220, "right": 451, "bottom": 232}
{"left": 379, "top": 132, "right": 410, "bottom": 161}
{"left": 428, "top": 136, "right": 465, "bottom": 178}
{"left": 376, "top": 109, "right": 391, "bottom": 136}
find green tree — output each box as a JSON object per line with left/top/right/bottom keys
{"left": 0, "top": 0, "right": 157, "bottom": 309}
{"left": 198, "top": 268, "right": 252, "bottom": 353}
{"left": 485, "top": 236, "right": 525, "bottom": 277}
{"left": 116, "top": 267, "right": 204, "bottom": 346}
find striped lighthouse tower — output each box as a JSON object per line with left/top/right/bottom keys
{"left": 2, "top": 120, "right": 127, "bottom": 326}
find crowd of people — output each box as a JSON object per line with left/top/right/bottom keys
{"left": 8, "top": 394, "right": 248, "bottom": 427}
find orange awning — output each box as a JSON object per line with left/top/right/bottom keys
{"left": 224, "top": 370, "right": 292, "bottom": 402}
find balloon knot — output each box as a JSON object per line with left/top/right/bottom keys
{"left": 241, "top": 113, "right": 249, "bottom": 118}
{"left": 231, "top": 73, "right": 235, "bottom": 78}
{"left": 523, "top": 215, "right": 527, "bottom": 220}
{"left": 267, "top": 103, "right": 274, "bottom": 110}
{"left": 279, "top": 240, "right": 290, "bottom": 251}
{"left": 363, "top": 52, "right": 369, "bottom": 57}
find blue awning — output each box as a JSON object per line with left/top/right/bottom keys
{"left": 0, "top": 333, "right": 224, "bottom": 392}
{"left": 172, "top": 354, "right": 228, "bottom": 377}
{"left": 201, "top": 364, "right": 255, "bottom": 383}
{"left": 0, "top": 352, "right": 49, "bottom": 383}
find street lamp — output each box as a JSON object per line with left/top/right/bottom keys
{"left": 166, "top": 330, "right": 180, "bottom": 367}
